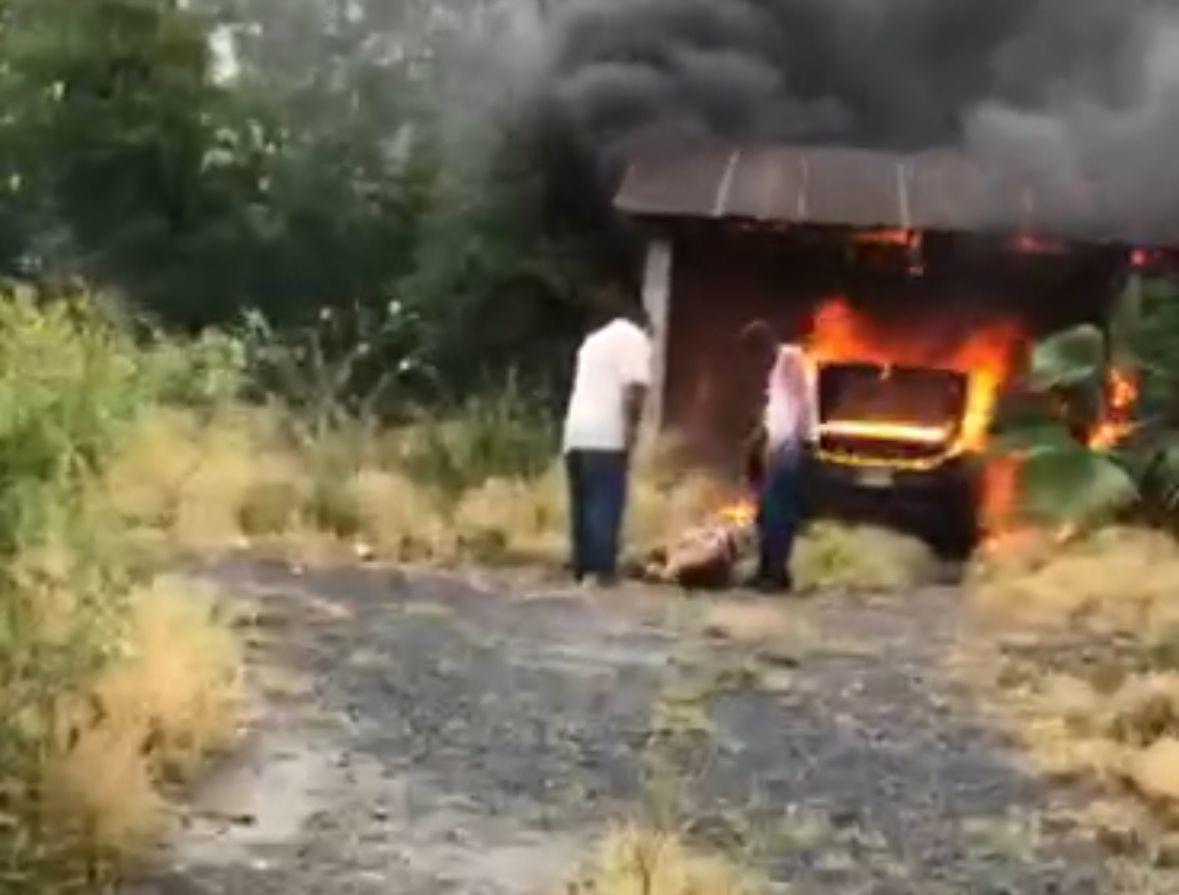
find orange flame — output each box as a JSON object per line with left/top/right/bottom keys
{"left": 807, "top": 297, "right": 1025, "bottom": 455}
{"left": 1088, "top": 366, "right": 1139, "bottom": 451}
{"left": 980, "top": 453, "right": 1023, "bottom": 538}
{"left": 853, "top": 228, "right": 916, "bottom": 248}
{"left": 717, "top": 500, "right": 757, "bottom": 528}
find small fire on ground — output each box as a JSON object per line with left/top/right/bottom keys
{"left": 717, "top": 500, "right": 757, "bottom": 528}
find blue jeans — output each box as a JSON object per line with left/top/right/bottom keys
{"left": 757, "top": 447, "right": 802, "bottom": 584}
{"left": 565, "top": 450, "right": 628, "bottom": 579}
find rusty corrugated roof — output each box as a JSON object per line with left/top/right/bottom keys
{"left": 613, "top": 144, "right": 1173, "bottom": 245}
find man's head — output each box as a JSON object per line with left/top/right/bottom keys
{"left": 738, "top": 319, "right": 779, "bottom": 367}
{"left": 588, "top": 284, "right": 648, "bottom": 332}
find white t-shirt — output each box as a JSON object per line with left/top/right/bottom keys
{"left": 563, "top": 318, "right": 652, "bottom": 451}
{"left": 764, "top": 346, "right": 818, "bottom": 450}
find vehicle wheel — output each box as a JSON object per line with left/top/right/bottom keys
{"left": 928, "top": 483, "right": 979, "bottom": 560}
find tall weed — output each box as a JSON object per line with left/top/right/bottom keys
{"left": 0, "top": 289, "right": 244, "bottom": 890}
{"left": 396, "top": 379, "right": 558, "bottom": 499}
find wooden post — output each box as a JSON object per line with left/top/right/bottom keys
{"left": 641, "top": 236, "right": 673, "bottom": 432}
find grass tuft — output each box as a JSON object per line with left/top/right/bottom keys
{"left": 964, "top": 525, "right": 1179, "bottom": 845}
{"left": 969, "top": 526, "right": 1179, "bottom": 633}
{"left": 42, "top": 577, "right": 243, "bottom": 872}
{"left": 792, "top": 522, "right": 938, "bottom": 593}
{"left": 571, "top": 824, "right": 763, "bottom": 895}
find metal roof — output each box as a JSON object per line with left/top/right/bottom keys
{"left": 613, "top": 144, "right": 1175, "bottom": 246}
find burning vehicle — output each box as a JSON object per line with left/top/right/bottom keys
{"left": 807, "top": 360, "right": 981, "bottom": 556}
{"left": 614, "top": 144, "right": 1152, "bottom": 555}
{"left": 800, "top": 295, "right": 1025, "bottom": 556}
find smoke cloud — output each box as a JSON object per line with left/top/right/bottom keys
{"left": 542, "top": 0, "right": 1179, "bottom": 234}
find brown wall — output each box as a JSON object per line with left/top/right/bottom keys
{"left": 659, "top": 221, "right": 1127, "bottom": 474}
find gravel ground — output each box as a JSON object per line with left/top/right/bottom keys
{"left": 125, "top": 558, "right": 1115, "bottom": 894}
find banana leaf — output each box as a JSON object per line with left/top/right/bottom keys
{"left": 988, "top": 420, "right": 1077, "bottom": 456}
{"left": 1020, "top": 443, "right": 1139, "bottom": 527}
{"left": 1029, "top": 324, "right": 1106, "bottom": 391}
{"left": 1135, "top": 439, "right": 1179, "bottom": 516}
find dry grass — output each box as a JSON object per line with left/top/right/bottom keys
{"left": 569, "top": 824, "right": 763, "bottom": 895}
{"left": 1129, "top": 738, "right": 1179, "bottom": 806}
{"left": 354, "top": 468, "right": 452, "bottom": 560}
{"left": 969, "top": 527, "right": 1179, "bottom": 639}
{"left": 106, "top": 407, "right": 301, "bottom": 552}
{"left": 452, "top": 467, "right": 566, "bottom": 564}
{"left": 43, "top": 577, "right": 244, "bottom": 864}
{"left": 792, "top": 522, "right": 938, "bottom": 593}
{"left": 982, "top": 667, "right": 1179, "bottom": 816}
{"left": 962, "top": 525, "right": 1179, "bottom": 847}
{"left": 105, "top": 413, "right": 736, "bottom": 574}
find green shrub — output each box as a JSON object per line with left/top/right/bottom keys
{"left": 0, "top": 286, "right": 247, "bottom": 890}
{"left": 0, "top": 291, "right": 152, "bottom": 554}
{"left": 144, "top": 329, "right": 247, "bottom": 410}
{"left": 397, "top": 379, "right": 557, "bottom": 498}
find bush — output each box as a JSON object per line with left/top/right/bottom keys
{"left": 0, "top": 288, "right": 245, "bottom": 890}
{"left": 307, "top": 474, "right": 365, "bottom": 539}
{"left": 106, "top": 406, "right": 298, "bottom": 552}
{"left": 396, "top": 379, "right": 558, "bottom": 499}
{"left": 453, "top": 470, "right": 566, "bottom": 565}
{"left": 144, "top": 329, "right": 247, "bottom": 410}
{"left": 0, "top": 291, "right": 152, "bottom": 554}
{"left": 792, "top": 522, "right": 939, "bottom": 593}
{"left": 43, "top": 578, "right": 242, "bottom": 871}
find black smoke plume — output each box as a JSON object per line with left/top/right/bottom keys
{"left": 542, "top": 0, "right": 1179, "bottom": 234}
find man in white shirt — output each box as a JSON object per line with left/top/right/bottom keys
{"left": 563, "top": 299, "right": 652, "bottom": 584}
{"left": 739, "top": 321, "right": 817, "bottom": 592}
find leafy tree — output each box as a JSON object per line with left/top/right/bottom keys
{"left": 1, "top": 2, "right": 230, "bottom": 291}
{"left": 0, "top": 0, "right": 442, "bottom": 328}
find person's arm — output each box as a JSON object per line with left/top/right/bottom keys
{"left": 623, "top": 383, "right": 647, "bottom": 453}
{"left": 622, "top": 326, "right": 652, "bottom": 453}
{"left": 803, "top": 361, "right": 820, "bottom": 450}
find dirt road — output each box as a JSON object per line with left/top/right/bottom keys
{"left": 128, "top": 558, "right": 1112, "bottom": 894}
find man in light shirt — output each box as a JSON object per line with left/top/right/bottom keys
{"left": 562, "top": 296, "right": 652, "bottom": 585}
{"left": 739, "top": 321, "right": 817, "bottom": 592}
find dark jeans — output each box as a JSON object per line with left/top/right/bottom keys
{"left": 565, "top": 449, "right": 628, "bottom": 580}
{"left": 757, "top": 447, "right": 802, "bottom": 584}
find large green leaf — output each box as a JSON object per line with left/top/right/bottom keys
{"left": 1030, "top": 324, "right": 1106, "bottom": 391}
{"left": 1135, "top": 440, "right": 1179, "bottom": 516}
{"left": 1020, "top": 444, "right": 1139, "bottom": 526}
{"left": 988, "top": 420, "right": 1078, "bottom": 456}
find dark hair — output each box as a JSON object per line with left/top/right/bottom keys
{"left": 738, "top": 319, "right": 778, "bottom": 355}
{"left": 588, "top": 284, "right": 647, "bottom": 330}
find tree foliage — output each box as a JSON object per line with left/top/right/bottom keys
{"left": 0, "top": 0, "right": 606, "bottom": 397}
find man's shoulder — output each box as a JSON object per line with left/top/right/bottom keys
{"left": 594, "top": 318, "right": 647, "bottom": 347}
{"left": 615, "top": 318, "right": 650, "bottom": 346}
